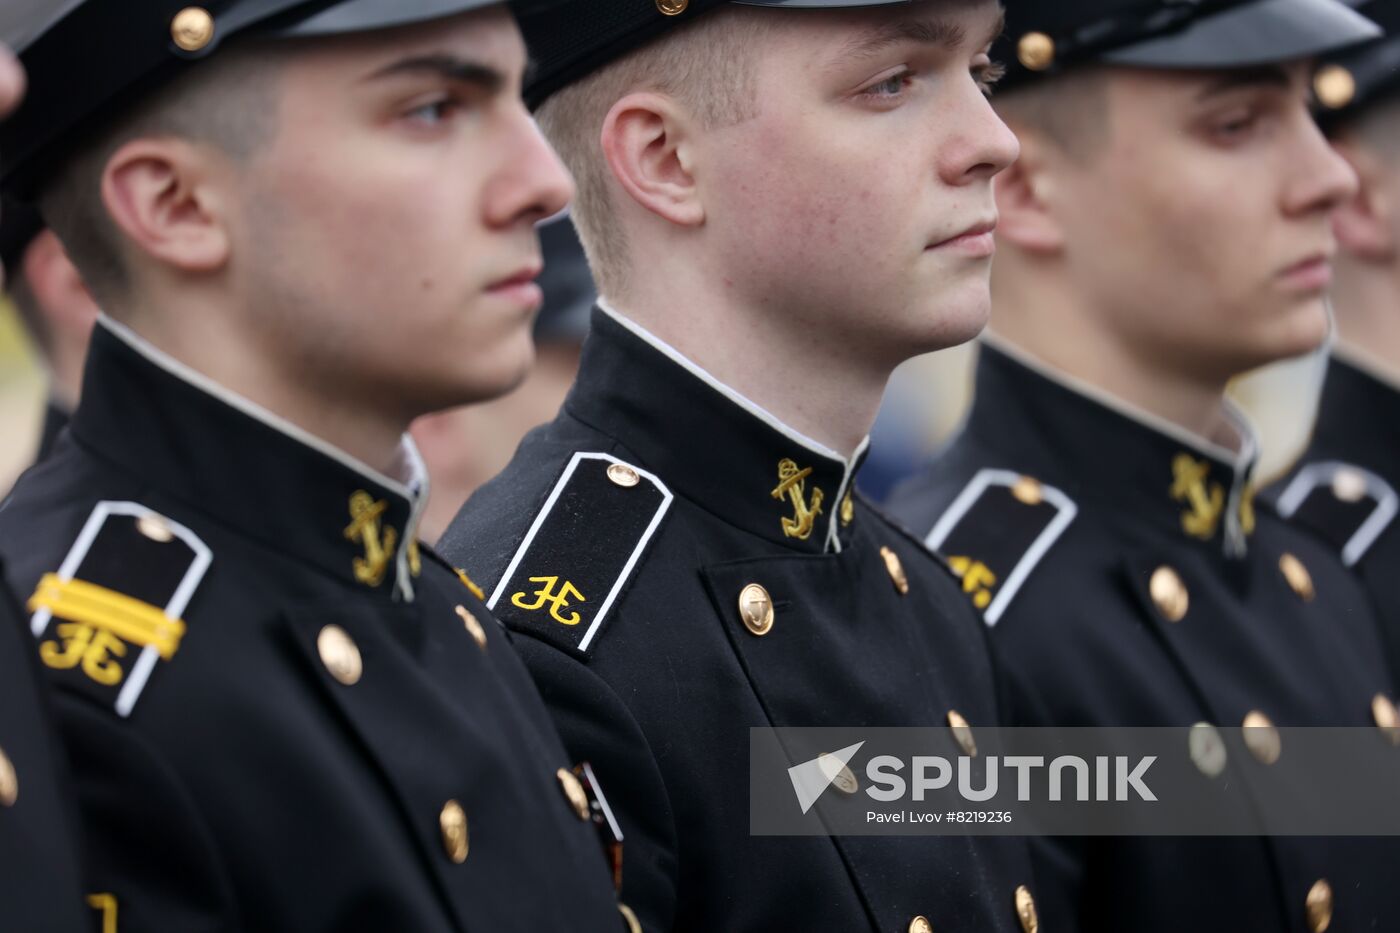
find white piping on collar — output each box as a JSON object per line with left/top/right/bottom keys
{"left": 98, "top": 315, "right": 428, "bottom": 599}
{"left": 982, "top": 334, "right": 1260, "bottom": 557}
{"left": 597, "top": 300, "right": 870, "bottom": 554}
{"left": 1333, "top": 343, "right": 1400, "bottom": 396}
{"left": 825, "top": 436, "right": 870, "bottom": 554}
{"left": 597, "top": 301, "right": 866, "bottom": 467}
{"left": 982, "top": 333, "right": 1259, "bottom": 473}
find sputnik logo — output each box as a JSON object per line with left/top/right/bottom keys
{"left": 788, "top": 741, "right": 865, "bottom": 814}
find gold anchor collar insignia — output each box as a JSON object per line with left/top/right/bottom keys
{"left": 771, "top": 458, "right": 826, "bottom": 541}
{"left": 1168, "top": 451, "right": 1257, "bottom": 556}
{"left": 342, "top": 484, "right": 424, "bottom": 596}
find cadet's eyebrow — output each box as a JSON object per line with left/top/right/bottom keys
{"left": 833, "top": 9, "right": 1006, "bottom": 66}
{"left": 1194, "top": 66, "right": 1293, "bottom": 102}
{"left": 366, "top": 53, "right": 507, "bottom": 94}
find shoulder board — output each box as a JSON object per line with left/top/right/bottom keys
{"left": 1273, "top": 461, "right": 1397, "bottom": 567}
{"left": 27, "top": 501, "right": 212, "bottom": 718}
{"left": 486, "top": 453, "right": 673, "bottom": 659}
{"left": 922, "top": 469, "right": 1076, "bottom": 627}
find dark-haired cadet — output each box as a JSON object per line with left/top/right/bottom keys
{"left": 1271, "top": 0, "right": 1400, "bottom": 686}
{"left": 0, "top": 28, "right": 85, "bottom": 930}
{"left": 888, "top": 1, "right": 1399, "bottom": 931}
{"left": 0, "top": 0, "right": 628, "bottom": 928}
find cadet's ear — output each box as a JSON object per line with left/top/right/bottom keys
{"left": 599, "top": 91, "right": 705, "bottom": 228}
{"left": 1330, "top": 134, "right": 1396, "bottom": 262}
{"left": 992, "top": 134, "right": 1064, "bottom": 255}
{"left": 20, "top": 229, "right": 98, "bottom": 339}
{"left": 100, "top": 137, "right": 232, "bottom": 276}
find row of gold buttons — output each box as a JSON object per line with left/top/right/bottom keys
{"left": 315, "top": 611, "right": 589, "bottom": 864}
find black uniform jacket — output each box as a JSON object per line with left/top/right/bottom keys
{"left": 888, "top": 340, "right": 1400, "bottom": 933}
{"left": 0, "top": 566, "right": 86, "bottom": 930}
{"left": 1269, "top": 352, "right": 1400, "bottom": 684}
{"left": 35, "top": 399, "right": 69, "bottom": 465}
{"left": 0, "top": 318, "right": 622, "bottom": 932}
{"left": 440, "top": 307, "right": 1037, "bottom": 933}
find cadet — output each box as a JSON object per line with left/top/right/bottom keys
{"left": 0, "top": 0, "right": 626, "bottom": 928}
{"left": 440, "top": 1, "right": 1035, "bottom": 930}
{"left": 886, "top": 1, "right": 1399, "bottom": 930}
{"left": 1270, "top": 0, "right": 1400, "bottom": 683}
{"left": 0, "top": 42, "right": 86, "bottom": 931}
{"left": 0, "top": 201, "right": 97, "bottom": 466}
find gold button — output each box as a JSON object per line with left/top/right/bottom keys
{"left": 1279, "top": 553, "right": 1315, "bottom": 602}
{"left": 170, "top": 7, "right": 215, "bottom": 52}
{"left": 1331, "top": 468, "right": 1367, "bottom": 503}
{"left": 1243, "top": 711, "right": 1281, "bottom": 765}
{"left": 136, "top": 514, "right": 175, "bottom": 542}
{"left": 819, "top": 752, "right": 860, "bottom": 795}
{"left": 607, "top": 463, "right": 640, "bottom": 488}
{"left": 1011, "top": 476, "right": 1043, "bottom": 506}
{"left": 1150, "top": 566, "right": 1189, "bottom": 622}
{"left": 908, "top": 917, "right": 933, "bottom": 933}
{"left": 1306, "top": 878, "right": 1334, "bottom": 933}
{"left": 317, "top": 625, "right": 362, "bottom": 686}
{"left": 947, "top": 710, "right": 978, "bottom": 757}
{"left": 656, "top": 0, "right": 688, "bottom": 15}
{"left": 1015, "top": 885, "right": 1039, "bottom": 933}
{"left": 557, "top": 767, "right": 591, "bottom": 821}
{"left": 1314, "top": 64, "right": 1356, "bottom": 111}
{"left": 619, "top": 904, "right": 642, "bottom": 933}
{"left": 456, "top": 605, "right": 488, "bottom": 651}
{"left": 738, "top": 583, "right": 774, "bottom": 637}
{"left": 1017, "top": 32, "right": 1055, "bottom": 72}
{"left": 840, "top": 490, "right": 855, "bottom": 527}
{"left": 0, "top": 746, "right": 17, "bottom": 807}
{"left": 1372, "top": 694, "right": 1400, "bottom": 745}
{"left": 440, "top": 800, "right": 469, "bottom": 864}
{"left": 1189, "top": 722, "right": 1228, "bottom": 778}
{"left": 881, "top": 546, "right": 910, "bottom": 596}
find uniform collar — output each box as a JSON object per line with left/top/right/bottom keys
{"left": 1331, "top": 344, "right": 1400, "bottom": 398}
{"left": 35, "top": 398, "right": 70, "bottom": 464}
{"left": 1314, "top": 349, "right": 1400, "bottom": 479}
{"left": 71, "top": 316, "right": 429, "bottom": 601}
{"left": 968, "top": 337, "right": 1261, "bottom": 558}
{"left": 566, "top": 304, "right": 869, "bottom": 554}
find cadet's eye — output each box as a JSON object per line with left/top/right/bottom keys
{"left": 1210, "top": 109, "right": 1261, "bottom": 142}
{"left": 858, "top": 69, "right": 914, "bottom": 102}
{"left": 404, "top": 98, "right": 460, "bottom": 127}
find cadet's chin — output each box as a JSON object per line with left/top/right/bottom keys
{"left": 444, "top": 335, "right": 537, "bottom": 409}
{"left": 1274, "top": 294, "right": 1332, "bottom": 356}
{"left": 1237, "top": 295, "right": 1331, "bottom": 373}
{"left": 912, "top": 280, "right": 992, "bottom": 354}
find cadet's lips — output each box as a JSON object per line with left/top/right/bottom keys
{"left": 929, "top": 218, "right": 998, "bottom": 258}
{"left": 486, "top": 264, "right": 544, "bottom": 307}
{"left": 1277, "top": 253, "right": 1334, "bottom": 293}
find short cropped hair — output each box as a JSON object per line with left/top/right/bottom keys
{"left": 535, "top": 7, "right": 774, "bottom": 299}
{"left": 992, "top": 65, "right": 1110, "bottom": 160}
{"left": 37, "top": 41, "right": 281, "bottom": 307}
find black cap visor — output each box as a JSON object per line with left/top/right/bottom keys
{"left": 266, "top": 0, "right": 507, "bottom": 38}
{"left": 1103, "top": 0, "right": 1380, "bottom": 70}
